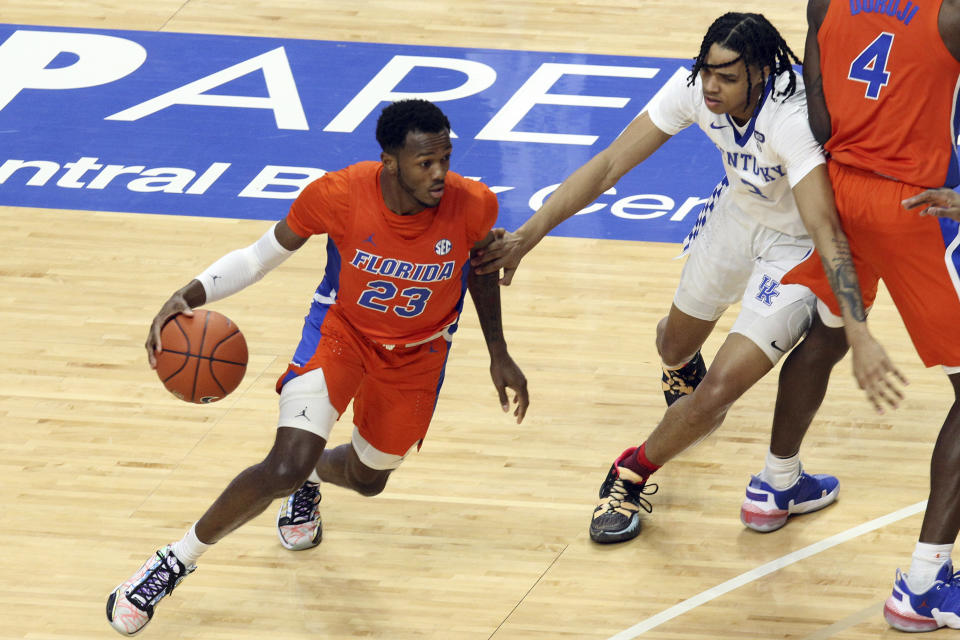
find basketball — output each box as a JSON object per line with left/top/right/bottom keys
{"left": 155, "top": 310, "right": 248, "bottom": 403}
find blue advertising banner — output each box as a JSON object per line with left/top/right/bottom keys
{"left": 0, "top": 25, "right": 722, "bottom": 243}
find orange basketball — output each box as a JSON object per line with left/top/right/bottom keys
{"left": 155, "top": 310, "right": 248, "bottom": 404}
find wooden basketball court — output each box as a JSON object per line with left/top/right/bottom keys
{"left": 0, "top": 1, "right": 952, "bottom": 638}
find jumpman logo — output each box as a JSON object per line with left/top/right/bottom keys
{"left": 364, "top": 234, "right": 376, "bottom": 246}
{"left": 211, "top": 274, "right": 222, "bottom": 283}
{"left": 295, "top": 406, "right": 310, "bottom": 422}
{"left": 429, "top": 344, "right": 439, "bottom": 353}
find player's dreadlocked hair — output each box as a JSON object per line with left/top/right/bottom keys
{"left": 688, "top": 13, "right": 802, "bottom": 111}
{"left": 376, "top": 99, "right": 451, "bottom": 153}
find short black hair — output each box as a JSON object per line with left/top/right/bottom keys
{"left": 375, "top": 99, "right": 451, "bottom": 153}
{"left": 689, "top": 13, "right": 802, "bottom": 109}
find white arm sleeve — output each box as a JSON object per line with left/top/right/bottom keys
{"left": 195, "top": 222, "right": 295, "bottom": 303}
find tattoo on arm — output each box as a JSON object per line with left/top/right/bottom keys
{"left": 823, "top": 237, "right": 866, "bottom": 322}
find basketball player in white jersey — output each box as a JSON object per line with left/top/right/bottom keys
{"left": 473, "top": 12, "right": 903, "bottom": 543}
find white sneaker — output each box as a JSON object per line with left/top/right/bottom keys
{"left": 277, "top": 481, "right": 323, "bottom": 550}
{"left": 106, "top": 545, "right": 195, "bottom": 635}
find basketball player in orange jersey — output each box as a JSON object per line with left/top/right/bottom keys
{"left": 777, "top": 0, "right": 960, "bottom": 631}
{"left": 105, "top": 99, "right": 529, "bottom": 636}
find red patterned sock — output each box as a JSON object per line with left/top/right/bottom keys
{"left": 615, "top": 442, "right": 661, "bottom": 479}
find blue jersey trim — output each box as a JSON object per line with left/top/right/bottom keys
{"left": 430, "top": 342, "right": 453, "bottom": 416}
{"left": 290, "top": 302, "right": 329, "bottom": 369}
{"left": 443, "top": 259, "right": 471, "bottom": 337}
{"left": 940, "top": 216, "right": 960, "bottom": 277}
{"left": 316, "top": 237, "right": 342, "bottom": 299}
{"left": 285, "top": 240, "right": 342, "bottom": 373}
{"left": 946, "top": 80, "right": 960, "bottom": 187}
{"left": 728, "top": 76, "right": 774, "bottom": 148}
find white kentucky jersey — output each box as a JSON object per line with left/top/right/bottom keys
{"left": 647, "top": 69, "right": 824, "bottom": 238}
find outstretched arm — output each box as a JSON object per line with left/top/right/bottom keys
{"left": 145, "top": 219, "right": 307, "bottom": 367}
{"left": 804, "top": 0, "right": 832, "bottom": 145}
{"left": 472, "top": 111, "right": 672, "bottom": 285}
{"left": 903, "top": 188, "right": 960, "bottom": 222}
{"left": 467, "top": 232, "right": 529, "bottom": 423}
{"left": 792, "top": 166, "right": 907, "bottom": 412}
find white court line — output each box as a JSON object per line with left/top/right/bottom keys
{"left": 799, "top": 602, "right": 884, "bottom": 640}
{"left": 607, "top": 501, "right": 927, "bottom": 639}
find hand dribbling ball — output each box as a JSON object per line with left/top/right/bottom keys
{"left": 155, "top": 310, "right": 248, "bottom": 403}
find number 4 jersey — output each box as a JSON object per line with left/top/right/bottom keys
{"left": 285, "top": 161, "right": 498, "bottom": 346}
{"left": 819, "top": 0, "right": 960, "bottom": 187}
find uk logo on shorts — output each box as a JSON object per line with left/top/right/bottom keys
{"left": 755, "top": 274, "right": 781, "bottom": 306}
{"left": 434, "top": 239, "right": 452, "bottom": 256}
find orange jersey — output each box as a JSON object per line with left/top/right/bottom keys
{"left": 784, "top": 161, "right": 960, "bottom": 367}
{"left": 285, "top": 161, "right": 497, "bottom": 345}
{"left": 819, "top": 0, "right": 960, "bottom": 187}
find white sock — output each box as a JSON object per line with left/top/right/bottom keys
{"left": 906, "top": 542, "right": 953, "bottom": 593}
{"left": 171, "top": 522, "right": 212, "bottom": 567}
{"left": 760, "top": 450, "right": 800, "bottom": 490}
{"left": 308, "top": 468, "right": 321, "bottom": 484}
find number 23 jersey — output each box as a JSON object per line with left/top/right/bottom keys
{"left": 285, "top": 161, "right": 498, "bottom": 345}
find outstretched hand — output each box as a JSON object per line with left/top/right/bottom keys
{"left": 145, "top": 294, "right": 194, "bottom": 369}
{"left": 903, "top": 188, "right": 960, "bottom": 222}
{"left": 470, "top": 228, "right": 527, "bottom": 286}
{"left": 850, "top": 334, "right": 908, "bottom": 414}
{"left": 489, "top": 353, "right": 529, "bottom": 423}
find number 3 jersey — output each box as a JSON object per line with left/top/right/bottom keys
{"left": 648, "top": 69, "right": 825, "bottom": 238}
{"left": 285, "top": 161, "right": 498, "bottom": 345}
{"left": 819, "top": 0, "right": 960, "bottom": 188}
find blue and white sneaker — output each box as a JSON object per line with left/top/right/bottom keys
{"left": 884, "top": 561, "right": 960, "bottom": 632}
{"left": 740, "top": 470, "right": 839, "bottom": 532}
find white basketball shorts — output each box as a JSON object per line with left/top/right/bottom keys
{"left": 674, "top": 188, "right": 816, "bottom": 363}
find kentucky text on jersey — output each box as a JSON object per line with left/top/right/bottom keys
{"left": 849, "top": 0, "right": 920, "bottom": 25}
{"left": 349, "top": 249, "right": 456, "bottom": 282}
{"left": 724, "top": 151, "right": 786, "bottom": 183}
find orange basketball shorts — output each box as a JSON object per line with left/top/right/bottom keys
{"left": 784, "top": 161, "right": 960, "bottom": 367}
{"left": 276, "top": 304, "right": 451, "bottom": 455}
